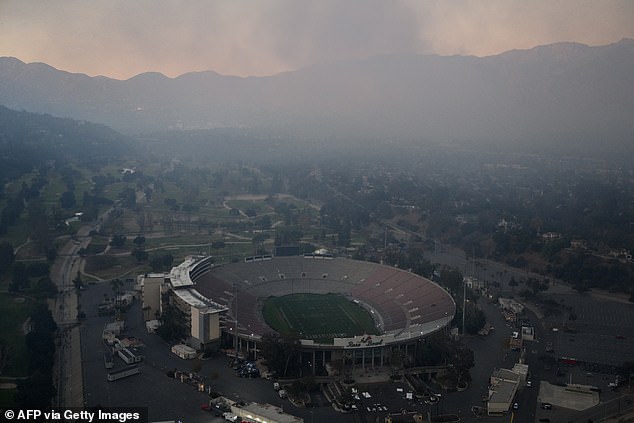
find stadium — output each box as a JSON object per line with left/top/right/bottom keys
{"left": 161, "top": 254, "right": 456, "bottom": 374}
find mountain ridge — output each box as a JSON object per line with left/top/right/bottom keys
{"left": 4, "top": 38, "right": 632, "bottom": 81}
{"left": 1, "top": 39, "right": 633, "bottom": 158}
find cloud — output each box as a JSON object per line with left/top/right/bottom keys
{"left": 405, "top": 0, "right": 634, "bottom": 56}
{"left": 0, "top": 0, "right": 632, "bottom": 78}
{"left": 0, "top": 0, "right": 420, "bottom": 78}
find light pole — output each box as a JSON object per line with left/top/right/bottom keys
{"left": 234, "top": 282, "right": 239, "bottom": 360}
{"left": 462, "top": 276, "right": 466, "bottom": 336}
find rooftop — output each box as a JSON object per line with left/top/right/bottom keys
{"left": 489, "top": 379, "right": 517, "bottom": 407}
{"left": 169, "top": 258, "right": 196, "bottom": 288}
{"left": 173, "top": 288, "right": 227, "bottom": 313}
{"left": 493, "top": 368, "right": 521, "bottom": 383}
{"left": 238, "top": 402, "right": 303, "bottom": 423}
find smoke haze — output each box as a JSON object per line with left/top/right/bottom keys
{"left": 1, "top": 0, "right": 633, "bottom": 79}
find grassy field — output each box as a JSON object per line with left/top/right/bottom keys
{"left": 262, "top": 293, "right": 379, "bottom": 343}
{"left": 84, "top": 255, "right": 147, "bottom": 280}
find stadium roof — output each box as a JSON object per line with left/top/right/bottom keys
{"left": 173, "top": 288, "right": 227, "bottom": 313}
{"left": 169, "top": 258, "right": 196, "bottom": 288}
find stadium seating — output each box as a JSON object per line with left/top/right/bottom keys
{"left": 194, "top": 256, "right": 455, "bottom": 340}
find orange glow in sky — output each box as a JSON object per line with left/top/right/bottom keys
{"left": 1, "top": 0, "right": 633, "bottom": 79}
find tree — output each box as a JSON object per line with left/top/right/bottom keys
{"left": 449, "top": 343, "right": 474, "bottom": 383}
{"left": 46, "top": 246, "right": 57, "bottom": 262}
{"left": 274, "top": 226, "right": 303, "bottom": 246}
{"left": 110, "top": 234, "right": 126, "bottom": 247}
{"left": 0, "top": 196, "right": 24, "bottom": 235}
{"left": 110, "top": 278, "right": 123, "bottom": 303}
{"left": 136, "top": 213, "right": 146, "bottom": 232}
{"left": 60, "top": 190, "right": 76, "bottom": 209}
{"left": 16, "top": 304, "right": 57, "bottom": 407}
{"left": 439, "top": 267, "right": 464, "bottom": 295}
{"left": 415, "top": 333, "right": 449, "bottom": 366}
{"left": 390, "top": 348, "right": 404, "bottom": 373}
{"left": 73, "top": 272, "right": 84, "bottom": 292}
{"left": 464, "top": 303, "right": 486, "bottom": 335}
{"left": 27, "top": 200, "right": 50, "bottom": 252}
{"left": 133, "top": 235, "right": 146, "bottom": 246}
{"left": 31, "top": 303, "right": 57, "bottom": 334}
{"left": 15, "top": 370, "right": 56, "bottom": 407}
{"left": 337, "top": 219, "right": 351, "bottom": 247}
{"left": 260, "top": 332, "right": 302, "bottom": 377}
{"left": 132, "top": 248, "right": 148, "bottom": 262}
{"left": 161, "top": 253, "right": 174, "bottom": 270}
{"left": 76, "top": 303, "right": 85, "bottom": 320}
{"left": 156, "top": 302, "right": 188, "bottom": 342}
{"left": 28, "top": 262, "right": 50, "bottom": 278}
{"left": 617, "top": 361, "right": 634, "bottom": 379}
{"left": 119, "top": 187, "right": 136, "bottom": 208}
{"left": 256, "top": 215, "right": 272, "bottom": 230}
{"left": 9, "top": 262, "right": 29, "bottom": 292}
{"left": 251, "top": 233, "right": 267, "bottom": 255}
{"left": 0, "top": 241, "right": 14, "bottom": 274}
{"left": 34, "top": 277, "right": 58, "bottom": 299}
{"left": 211, "top": 241, "right": 226, "bottom": 249}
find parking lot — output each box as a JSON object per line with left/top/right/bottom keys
{"left": 81, "top": 281, "right": 217, "bottom": 423}
{"left": 79, "top": 280, "right": 357, "bottom": 423}
{"left": 75, "top": 283, "right": 516, "bottom": 423}
{"left": 77, "top": 274, "right": 634, "bottom": 423}
{"left": 542, "top": 292, "right": 634, "bottom": 367}
{"left": 79, "top": 278, "right": 457, "bottom": 422}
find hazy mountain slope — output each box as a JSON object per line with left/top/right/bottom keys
{"left": 1, "top": 39, "right": 633, "bottom": 156}
{"left": 0, "top": 105, "right": 133, "bottom": 175}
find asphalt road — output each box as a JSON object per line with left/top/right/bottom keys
{"left": 52, "top": 210, "right": 110, "bottom": 407}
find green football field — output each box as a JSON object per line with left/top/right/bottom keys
{"left": 262, "top": 293, "right": 380, "bottom": 343}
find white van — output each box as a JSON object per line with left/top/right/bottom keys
{"left": 223, "top": 412, "right": 238, "bottom": 422}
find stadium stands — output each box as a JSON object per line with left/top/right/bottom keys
{"left": 193, "top": 256, "right": 455, "bottom": 343}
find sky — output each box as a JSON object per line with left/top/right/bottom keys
{"left": 1, "top": 0, "right": 633, "bottom": 80}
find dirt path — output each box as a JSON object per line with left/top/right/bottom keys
{"left": 589, "top": 289, "right": 633, "bottom": 304}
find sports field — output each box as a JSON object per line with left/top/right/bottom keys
{"left": 262, "top": 293, "right": 380, "bottom": 343}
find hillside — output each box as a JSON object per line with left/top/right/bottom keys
{"left": 0, "top": 105, "right": 133, "bottom": 183}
